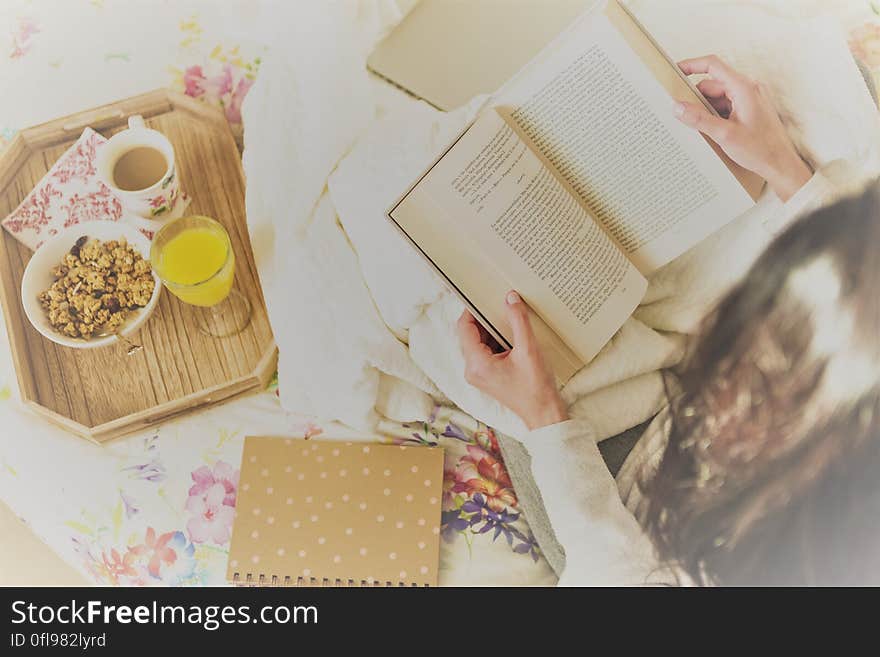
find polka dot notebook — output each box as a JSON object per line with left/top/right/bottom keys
{"left": 227, "top": 437, "right": 445, "bottom": 587}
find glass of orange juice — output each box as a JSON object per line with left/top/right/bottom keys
{"left": 150, "top": 215, "right": 251, "bottom": 337}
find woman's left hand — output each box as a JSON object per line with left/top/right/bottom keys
{"left": 674, "top": 55, "right": 813, "bottom": 202}
{"left": 457, "top": 291, "right": 569, "bottom": 430}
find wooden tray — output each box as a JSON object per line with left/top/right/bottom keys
{"left": 0, "top": 90, "right": 277, "bottom": 443}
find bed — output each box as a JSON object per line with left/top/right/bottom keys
{"left": 0, "top": 0, "right": 877, "bottom": 587}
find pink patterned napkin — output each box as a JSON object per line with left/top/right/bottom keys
{"left": 2, "top": 128, "right": 125, "bottom": 250}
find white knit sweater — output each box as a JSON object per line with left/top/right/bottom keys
{"left": 518, "top": 170, "right": 839, "bottom": 586}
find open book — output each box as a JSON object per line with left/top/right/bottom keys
{"left": 388, "top": 0, "right": 763, "bottom": 382}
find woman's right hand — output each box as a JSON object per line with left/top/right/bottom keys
{"left": 457, "top": 291, "right": 569, "bottom": 431}
{"left": 674, "top": 55, "right": 813, "bottom": 202}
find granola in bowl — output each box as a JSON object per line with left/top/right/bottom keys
{"left": 38, "top": 235, "right": 156, "bottom": 340}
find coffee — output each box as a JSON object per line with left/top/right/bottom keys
{"left": 112, "top": 146, "right": 168, "bottom": 192}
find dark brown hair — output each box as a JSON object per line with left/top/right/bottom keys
{"left": 644, "top": 181, "right": 880, "bottom": 586}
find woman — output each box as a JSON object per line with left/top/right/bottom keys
{"left": 457, "top": 56, "right": 880, "bottom": 585}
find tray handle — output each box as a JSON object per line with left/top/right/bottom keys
{"left": 62, "top": 109, "right": 126, "bottom": 133}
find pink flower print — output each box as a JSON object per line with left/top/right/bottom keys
{"left": 3, "top": 183, "right": 62, "bottom": 235}
{"left": 177, "top": 61, "right": 256, "bottom": 126}
{"left": 442, "top": 467, "right": 465, "bottom": 509}
{"left": 186, "top": 484, "right": 236, "bottom": 545}
{"left": 149, "top": 195, "right": 168, "bottom": 209}
{"left": 185, "top": 461, "right": 239, "bottom": 545}
{"left": 206, "top": 63, "right": 235, "bottom": 99}
{"left": 10, "top": 18, "right": 39, "bottom": 60}
{"left": 452, "top": 444, "right": 518, "bottom": 513}
{"left": 289, "top": 419, "right": 323, "bottom": 439}
{"left": 99, "top": 548, "right": 140, "bottom": 585}
{"left": 51, "top": 132, "right": 102, "bottom": 184}
{"left": 225, "top": 75, "right": 254, "bottom": 124}
{"left": 62, "top": 184, "right": 123, "bottom": 228}
{"left": 149, "top": 188, "right": 177, "bottom": 216}
{"left": 183, "top": 65, "right": 207, "bottom": 97}
{"left": 189, "top": 461, "right": 239, "bottom": 504}
{"left": 128, "top": 528, "right": 196, "bottom": 583}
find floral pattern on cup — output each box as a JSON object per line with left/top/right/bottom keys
{"left": 147, "top": 170, "right": 181, "bottom": 217}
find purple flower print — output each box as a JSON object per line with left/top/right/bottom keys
{"left": 441, "top": 423, "right": 469, "bottom": 442}
{"left": 441, "top": 509, "right": 472, "bottom": 542}
{"left": 120, "top": 491, "right": 140, "bottom": 519}
{"left": 123, "top": 434, "right": 166, "bottom": 483}
{"left": 123, "top": 458, "right": 165, "bottom": 483}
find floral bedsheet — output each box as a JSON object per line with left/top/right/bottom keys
{"left": 1, "top": 0, "right": 878, "bottom": 587}
{"left": 0, "top": 379, "right": 553, "bottom": 586}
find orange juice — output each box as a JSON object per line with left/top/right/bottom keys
{"left": 152, "top": 217, "right": 235, "bottom": 307}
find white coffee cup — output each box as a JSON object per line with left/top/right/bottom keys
{"left": 96, "top": 115, "right": 187, "bottom": 233}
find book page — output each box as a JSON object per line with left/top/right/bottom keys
{"left": 493, "top": 1, "right": 756, "bottom": 275}
{"left": 389, "top": 176, "right": 585, "bottom": 383}
{"left": 390, "top": 110, "right": 646, "bottom": 368}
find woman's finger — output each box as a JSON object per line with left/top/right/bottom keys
{"left": 456, "top": 310, "right": 494, "bottom": 362}
{"left": 697, "top": 78, "right": 728, "bottom": 100}
{"left": 504, "top": 291, "right": 539, "bottom": 357}
{"left": 477, "top": 322, "right": 505, "bottom": 354}
{"left": 693, "top": 79, "right": 733, "bottom": 117}
{"left": 696, "top": 80, "right": 733, "bottom": 117}
{"left": 707, "top": 95, "right": 732, "bottom": 118}
{"left": 457, "top": 311, "right": 499, "bottom": 387}
{"left": 679, "top": 55, "right": 748, "bottom": 95}
{"left": 674, "top": 101, "right": 732, "bottom": 144}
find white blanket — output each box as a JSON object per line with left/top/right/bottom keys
{"left": 243, "top": 0, "right": 880, "bottom": 439}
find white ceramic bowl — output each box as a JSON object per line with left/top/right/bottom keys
{"left": 21, "top": 221, "right": 161, "bottom": 349}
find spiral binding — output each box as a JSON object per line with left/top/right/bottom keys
{"left": 231, "top": 572, "right": 427, "bottom": 587}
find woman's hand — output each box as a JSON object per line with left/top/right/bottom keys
{"left": 674, "top": 55, "right": 813, "bottom": 202}
{"left": 457, "top": 291, "right": 568, "bottom": 430}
